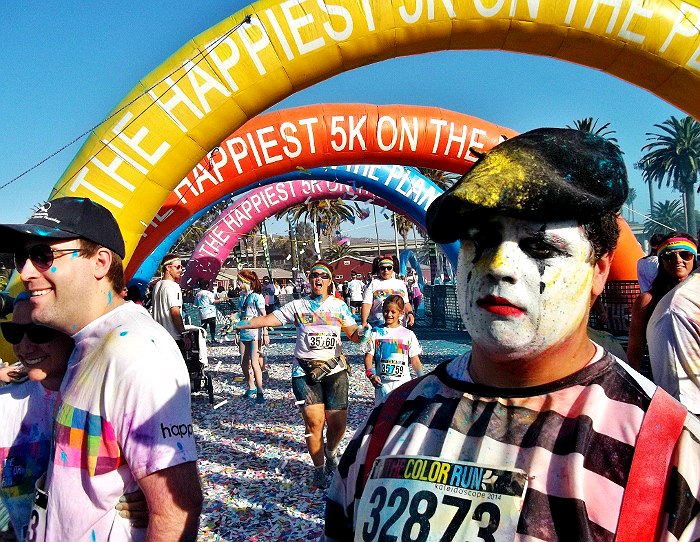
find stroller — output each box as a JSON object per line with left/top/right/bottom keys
{"left": 182, "top": 325, "right": 214, "bottom": 404}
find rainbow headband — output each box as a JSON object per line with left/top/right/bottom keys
{"left": 379, "top": 258, "right": 393, "bottom": 267}
{"left": 658, "top": 238, "right": 697, "bottom": 259}
{"left": 310, "top": 264, "right": 332, "bottom": 277}
{"left": 163, "top": 257, "right": 180, "bottom": 267}
{"left": 237, "top": 274, "right": 252, "bottom": 285}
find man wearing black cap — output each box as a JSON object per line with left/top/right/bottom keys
{"left": 323, "top": 129, "right": 700, "bottom": 541}
{"left": 0, "top": 197, "right": 202, "bottom": 541}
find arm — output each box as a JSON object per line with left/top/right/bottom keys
{"left": 169, "top": 306, "right": 191, "bottom": 349}
{"left": 342, "top": 324, "right": 361, "bottom": 343}
{"left": 626, "top": 293, "right": 653, "bottom": 371}
{"left": 364, "top": 352, "right": 382, "bottom": 388}
{"left": 138, "top": 461, "right": 203, "bottom": 542}
{"left": 404, "top": 301, "right": 415, "bottom": 327}
{"left": 236, "top": 313, "right": 283, "bottom": 330}
{"left": 360, "top": 303, "right": 371, "bottom": 327}
{"left": 410, "top": 355, "right": 424, "bottom": 377}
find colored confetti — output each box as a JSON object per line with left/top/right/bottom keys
{"left": 192, "top": 322, "right": 470, "bottom": 540}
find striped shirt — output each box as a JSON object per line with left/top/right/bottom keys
{"left": 324, "top": 350, "right": 700, "bottom": 541}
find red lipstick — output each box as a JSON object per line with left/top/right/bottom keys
{"left": 477, "top": 295, "right": 524, "bottom": 316}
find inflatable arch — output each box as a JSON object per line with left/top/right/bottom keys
{"left": 400, "top": 250, "right": 425, "bottom": 292}
{"left": 45, "top": 0, "right": 700, "bottom": 271}
{"left": 125, "top": 103, "right": 515, "bottom": 276}
{"left": 180, "top": 179, "right": 402, "bottom": 286}
{"left": 179, "top": 165, "right": 455, "bottom": 286}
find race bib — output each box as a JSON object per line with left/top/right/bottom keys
{"left": 26, "top": 472, "right": 47, "bottom": 542}
{"left": 379, "top": 361, "right": 405, "bottom": 378}
{"left": 307, "top": 332, "right": 337, "bottom": 350}
{"left": 356, "top": 455, "right": 528, "bottom": 542}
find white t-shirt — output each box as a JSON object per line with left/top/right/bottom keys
{"left": 362, "top": 277, "right": 410, "bottom": 326}
{"left": 0, "top": 380, "right": 57, "bottom": 541}
{"left": 150, "top": 279, "right": 183, "bottom": 340}
{"left": 43, "top": 303, "right": 198, "bottom": 542}
{"left": 647, "top": 271, "right": 700, "bottom": 414}
{"left": 362, "top": 325, "right": 422, "bottom": 383}
{"left": 195, "top": 288, "right": 217, "bottom": 320}
{"left": 273, "top": 296, "right": 355, "bottom": 377}
{"left": 347, "top": 279, "right": 365, "bottom": 302}
{"left": 637, "top": 256, "right": 659, "bottom": 292}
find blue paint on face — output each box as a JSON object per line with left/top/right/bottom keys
{"left": 72, "top": 324, "right": 77, "bottom": 330}
{"left": 120, "top": 331, "right": 128, "bottom": 337}
{"left": 50, "top": 266, "right": 57, "bottom": 273}
{"left": 70, "top": 251, "right": 78, "bottom": 259}
{"left": 107, "top": 291, "right": 112, "bottom": 305}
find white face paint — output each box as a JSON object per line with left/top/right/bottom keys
{"left": 456, "top": 215, "right": 595, "bottom": 360}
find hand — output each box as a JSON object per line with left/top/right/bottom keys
{"left": 369, "top": 374, "right": 383, "bottom": 389}
{"left": 115, "top": 489, "right": 149, "bottom": 528}
{"left": 182, "top": 334, "right": 193, "bottom": 351}
{"left": 0, "top": 363, "right": 26, "bottom": 383}
{"left": 405, "top": 313, "right": 415, "bottom": 326}
{"left": 263, "top": 333, "right": 270, "bottom": 346}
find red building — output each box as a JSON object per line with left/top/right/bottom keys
{"left": 329, "top": 256, "right": 373, "bottom": 282}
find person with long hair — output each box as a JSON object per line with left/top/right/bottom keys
{"left": 235, "top": 270, "right": 267, "bottom": 404}
{"left": 360, "top": 255, "right": 414, "bottom": 329}
{"left": 627, "top": 232, "right": 698, "bottom": 370}
{"left": 234, "top": 261, "right": 363, "bottom": 488}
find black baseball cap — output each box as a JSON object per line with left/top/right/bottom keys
{"left": 426, "top": 128, "right": 628, "bottom": 243}
{"left": 0, "top": 197, "right": 125, "bottom": 258}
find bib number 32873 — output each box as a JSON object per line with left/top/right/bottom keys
{"left": 356, "top": 455, "right": 528, "bottom": 542}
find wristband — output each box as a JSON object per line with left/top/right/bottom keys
{"left": 365, "top": 368, "right": 376, "bottom": 378}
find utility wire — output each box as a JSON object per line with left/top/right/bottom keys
{"left": 0, "top": 15, "right": 252, "bottom": 197}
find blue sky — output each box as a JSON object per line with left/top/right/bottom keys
{"left": 0, "top": 1, "right": 687, "bottom": 240}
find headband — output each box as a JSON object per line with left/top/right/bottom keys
{"left": 658, "top": 238, "right": 697, "bottom": 259}
{"left": 310, "top": 264, "right": 332, "bottom": 277}
{"left": 237, "top": 274, "right": 252, "bottom": 285}
{"left": 379, "top": 258, "right": 393, "bottom": 267}
{"left": 162, "top": 257, "right": 180, "bottom": 267}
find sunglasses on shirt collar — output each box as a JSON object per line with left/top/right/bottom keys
{"left": 1, "top": 322, "right": 57, "bottom": 345}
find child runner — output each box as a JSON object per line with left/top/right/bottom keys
{"left": 363, "top": 295, "right": 424, "bottom": 405}
{"left": 235, "top": 270, "right": 267, "bottom": 404}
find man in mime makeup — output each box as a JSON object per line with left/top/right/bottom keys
{"left": 323, "top": 128, "right": 700, "bottom": 541}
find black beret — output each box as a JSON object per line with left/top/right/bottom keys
{"left": 426, "top": 127, "right": 628, "bottom": 243}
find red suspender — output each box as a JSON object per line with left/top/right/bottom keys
{"left": 615, "top": 387, "right": 687, "bottom": 542}
{"left": 362, "top": 376, "right": 426, "bottom": 490}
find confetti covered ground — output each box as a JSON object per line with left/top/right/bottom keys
{"left": 192, "top": 322, "right": 471, "bottom": 541}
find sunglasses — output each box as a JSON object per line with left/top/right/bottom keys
{"left": 168, "top": 264, "right": 183, "bottom": 270}
{"left": 14, "top": 245, "right": 83, "bottom": 272}
{"left": 1, "top": 322, "right": 57, "bottom": 345}
{"left": 309, "top": 272, "right": 331, "bottom": 280}
{"left": 379, "top": 265, "right": 393, "bottom": 271}
{"left": 661, "top": 250, "right": 695, "bottom": 262}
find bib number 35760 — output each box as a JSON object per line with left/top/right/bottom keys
{"left": 355, "top": 455, "right": 527, "bottom": 542}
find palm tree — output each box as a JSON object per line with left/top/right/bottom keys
{"left": 392, "top": 213, "right": 414, "bottom": 250}
{"left": 633, "top": 159, "right": 655, "bottom": 213}
{"left": 640, "top": 116, "right": 700, "bottom": 235}
{"left": 286, "top": 198, "right": 355, "bottom": 258}
{"left": 625, "top": 187, "right": 637, "bottom": 222}
{"left": 567, "top": 117, "right": 618, "bottom": 144}
{"left": 325, "top": 242, "right": 358, "bottom": 261}
{"left": 418, "top": 168, "right": 458, "bottom": 191}
{"left": 643, "top": 199, "right": 686, "bottom": 236}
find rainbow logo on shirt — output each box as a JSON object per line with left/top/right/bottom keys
{"left": 53, "top": 404, "right": 125, "bottom": 476}
{"left": 373, "top": 288, "right": 405, "bottom": 300}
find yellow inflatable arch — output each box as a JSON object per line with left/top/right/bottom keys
{"left": 47, "top": 0, "right": 700, "bottom": 267}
